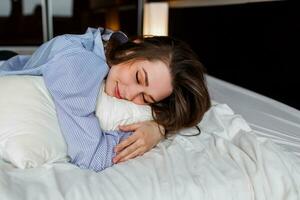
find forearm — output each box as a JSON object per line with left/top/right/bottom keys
{"left": 55, "top": 102, "right": 132, "bottom": 172}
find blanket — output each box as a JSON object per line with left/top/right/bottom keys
{"left": 0, "top": 103, "right": 299, "bottom": 200}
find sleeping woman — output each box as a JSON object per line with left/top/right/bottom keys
{"left": 0, "top": 27, "right": 211, "bottom": 172}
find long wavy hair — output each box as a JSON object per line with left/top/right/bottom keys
{"left": 106, "top": 36, "right": 211, "bottom": 135}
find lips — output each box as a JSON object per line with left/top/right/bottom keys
{"left": 115, "top": 82, "right": 122, "bottom": 99}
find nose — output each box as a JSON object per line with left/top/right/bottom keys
{"left": 125, "top": 85, "right": 144, "bottom": 104}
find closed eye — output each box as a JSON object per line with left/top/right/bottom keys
{"left": 136, "top": 71, "right": 140, "bottom": 84}
{"left": 136, "top": 71, "right": 148, "bottom": 103}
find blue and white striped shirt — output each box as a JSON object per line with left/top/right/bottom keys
{"left": 0, "top": 28, "right": 132, "bottom": 172}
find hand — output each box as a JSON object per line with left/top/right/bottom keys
{"left": 112, "top": 121, "right": 165, "bottom": 164}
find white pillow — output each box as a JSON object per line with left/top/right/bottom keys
{"left": 0, "top": 75, "right": 152, "bottom": 169}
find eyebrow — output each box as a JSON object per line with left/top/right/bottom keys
{"left": 142, "top": 68, "right": 157, "bottom": 103}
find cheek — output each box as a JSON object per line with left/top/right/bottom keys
{"left": 105, "top": 66, "right": 132, "bottom": 95}
{"left": 104, "top": 76, "right": 112, "bottom": 95}
{"left": 109, "top": 65, "right": 124, "bottom": 81}
{"left": 105, "top": 70, "right": 116, "bottom": 96}
{"left": 117, "top": 68, "right": 134, "bottom": 85}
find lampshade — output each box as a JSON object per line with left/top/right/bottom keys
{"left": 143, "top": 2, "right": 169, "bottom": 36}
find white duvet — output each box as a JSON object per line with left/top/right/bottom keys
{"left": 1, "top": 103, "right": 299, "bottom": 200}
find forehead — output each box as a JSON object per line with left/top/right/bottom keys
{"left": 132, "top": 59, "right": 167, "bottom": 69}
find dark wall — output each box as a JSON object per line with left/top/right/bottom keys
{"left": 0, "top": 0, "right": 138, "bottom": 46}
{"left": 169, "top": 0, "right": 299, "bottom": 110}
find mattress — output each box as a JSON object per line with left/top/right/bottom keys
{"left": 206, "top": 75, "right": 300, "bottom": 157}
{"left": 0, "top": 60, "right": 300, "bottom": 199}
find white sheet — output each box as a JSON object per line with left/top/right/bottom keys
{"left": 207, "top": 75, "right": 300, "bottom": 157}
{"left": 0, "top": 103, "right": 299, "bottom": 200}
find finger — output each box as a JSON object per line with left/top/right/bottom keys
{"left": 119, "top": 148, "right": 143, "bottom": 163}
{"left": 116, "top": 130, "right": 147, "bottom": 153}
{"left": 118, "top": 122, "right": 141, "bottom": 131}
{"left": 113, "top": 142, "right": 140, "bottom": 163}
{"left": 114, "top": 142, "right": 139, "bottom": 162}
{"left": 114, "top": 135, "right": 138, "bottom": 153}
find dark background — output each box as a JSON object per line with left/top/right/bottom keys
{"left": 168, "top": 0, "right": 299, "bottom": 110}
{"left": 0, "top": 0, "right": 138, "bottom": 45}
{"left": 0, "top": 0, "right": 299, "bottom": 110}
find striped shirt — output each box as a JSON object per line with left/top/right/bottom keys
{"left": 0, "top": 28, "right": 132, "bottom": 172}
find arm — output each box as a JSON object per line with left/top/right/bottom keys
{"left": 0, "top": 55, "right": 32, "bottom": 76}
{"left": 0, "top": 27, "right": 115, "bottom": 76}
{"left": 0, "top": 28, "right": 132, "bottom": 172}
{"left": 42, "top": 33, "right": 131, "bottom": 172}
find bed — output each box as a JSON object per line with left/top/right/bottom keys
{"left": 0, "top": 59, "right": 299, "bottom": 200}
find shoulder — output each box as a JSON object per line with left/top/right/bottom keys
{"left": 45, "top": 50, "right": 109, "bottom": 79}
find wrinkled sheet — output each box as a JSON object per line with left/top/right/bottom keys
{"left": 1, "top": 102, "right": 299, "bottom": 200}
{"left": 207, "top": 75, "right": 300, "bottom": 157}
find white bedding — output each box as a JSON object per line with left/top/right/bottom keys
{"left": 207, "top": 75, "right": 300, "bottom": 157}
{"left": 1, "top": 59, "right": 300, "bottom": 200}
{"left": 0, "top": 103, "right": 300, "bottom": 200}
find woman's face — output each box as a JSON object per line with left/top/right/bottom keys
{"left": 105, "top": 59, "right": 173, "bottom": 105}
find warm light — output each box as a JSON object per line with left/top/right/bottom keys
{"left": 143, "top": 2, "right": 169, "bottom": 36}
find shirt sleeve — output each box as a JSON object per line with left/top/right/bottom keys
{"left": 42, "top": 34, "right": 132, "bottom": 172}
{"left": 0, "top": 55, "right": 33, "bottom": 76}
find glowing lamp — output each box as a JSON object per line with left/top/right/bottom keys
{"left": 143, "top": 2, "right": 169, "bottom": 36}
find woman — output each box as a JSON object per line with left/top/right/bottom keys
{"left": 0, "top": 27, "right": 211, "bottom": 172}
{"left": 106, "top": 35, "right": 211, "bottom": 164}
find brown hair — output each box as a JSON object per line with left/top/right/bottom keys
{"left": 106, "top": 36, "right": 211, "bottom": 134}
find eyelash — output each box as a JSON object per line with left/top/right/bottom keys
{"left": 136, "top": 71, "right": 140, "bottom": 84}
{"left": 136, "top": 71, "right": 147, "bottom": 103}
